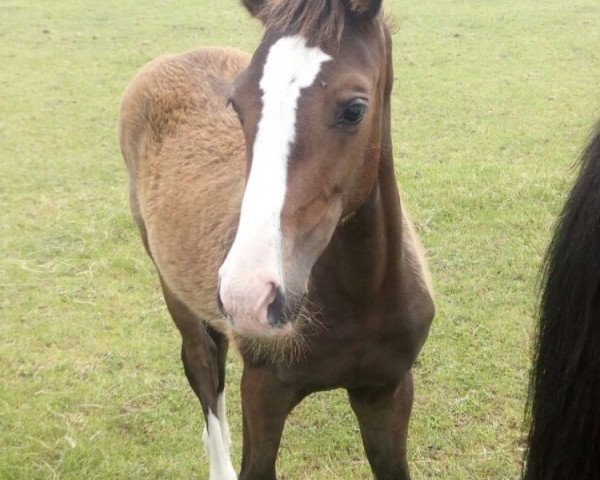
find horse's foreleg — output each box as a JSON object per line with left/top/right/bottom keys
{"left": 348, "top": 371, "right": 414, "bottom": 480}
{"left": 161, "top": 282, "right": 237, "bottom": 480}
{"left": 183, "top": 331, "right": 236, "bottom": 480}
{"left": 239, "top": 366, "right": 301, "bottom": 480}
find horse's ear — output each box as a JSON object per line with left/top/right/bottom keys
{"left": 240, "top": 0, "right": 265, "bottom": 18}
{"left": 346, "top": 0, "right": 383, "bottom": 19}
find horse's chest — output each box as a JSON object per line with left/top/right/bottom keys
{"left": 280, "top": 318, "right": 415, "bottom": 390}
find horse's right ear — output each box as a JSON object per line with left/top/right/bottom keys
{"left": 240, "top": 0, "right": 265, "bottom": 18}
{"left": 347, "top": 0, "right": 383, "bottom": 19}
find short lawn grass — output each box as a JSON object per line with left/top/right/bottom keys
{"left": 2, "top": 0, "right": 600, "bottom": 478}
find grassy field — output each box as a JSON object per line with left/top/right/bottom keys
{"left": 2, "top": 0, "right": 600, "bottom": 478}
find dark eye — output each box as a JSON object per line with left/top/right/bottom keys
{"left": 338, "top": 100, "right": 368, "bottom": 126}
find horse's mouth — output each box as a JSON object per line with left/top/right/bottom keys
{"left": 229, "top": 293, "right": 322, "bottom": 364}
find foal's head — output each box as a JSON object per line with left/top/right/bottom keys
{"left": 218, "top": 0, "right": 392, "bottom": 338}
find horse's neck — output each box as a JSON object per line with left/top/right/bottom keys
{"left": 314, "top": 27, "right": 404, "bottom": 304}
{"left": 314, "top": 154, "right": 404, "bottom": 302}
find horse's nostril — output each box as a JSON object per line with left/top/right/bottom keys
{"left": 267, "top": 287, "right": 286, "bottom": 327}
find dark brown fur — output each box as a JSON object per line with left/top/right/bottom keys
{"left": 119, "top": 1, "right": 434, "bottom": 478}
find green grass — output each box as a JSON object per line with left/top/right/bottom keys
{"left": 1, "top": 0, "right": 599, "bottom": 478}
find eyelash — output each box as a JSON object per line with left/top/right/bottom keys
{"left": 337, "top": 99, "right": 369, "bottom": 127}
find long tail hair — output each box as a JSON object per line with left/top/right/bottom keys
{"left": 524, "top": 122, "right": 600, "bottom": 479}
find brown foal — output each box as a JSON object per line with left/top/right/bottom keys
{"left": 119, "top": 0, "right": 434, "bottom": 478}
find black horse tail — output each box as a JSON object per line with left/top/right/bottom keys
{"left": 524, "top": 122, "right": 600, "bottom": 479}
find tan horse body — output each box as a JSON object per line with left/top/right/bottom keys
{"left": 120, "top": 48, "right": 249, "bottom": 334}
{"left": 120, "top": 1, "right": 434, "bottom": 478}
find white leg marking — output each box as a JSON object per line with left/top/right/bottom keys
{"left": 217, "top": 391, "right": 232, "bottom": 457}
{"left": 205, "top": 408, "right": 237, "bottom": 480}
{"left": 220, "top": 35, "right": 332, "bottom": 297}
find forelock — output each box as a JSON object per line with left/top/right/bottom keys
{"left": 256, "top": 0, "right": 352, "bottom": 47}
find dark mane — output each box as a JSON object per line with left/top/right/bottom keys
{"left": 256, "top": 0, "right": 375, "bottom": 46}
{"left": 524, "top": 121, "right": 600, "bottom": 479}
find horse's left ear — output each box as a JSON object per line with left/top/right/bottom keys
{"left": 240, "top": 0, "right": 265, "bottom": 18}
{"left": 347, "top": 0, "right": 383, "bottom": 19}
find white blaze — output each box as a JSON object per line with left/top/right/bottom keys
{"left": 221, "top": 36, "right": 331, "bottom": 298}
